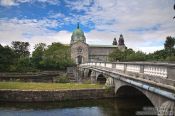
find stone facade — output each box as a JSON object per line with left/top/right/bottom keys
{"left": 89, "top": 45, "right": 117, "bottom": 62}
{"left": 71, "top": 41, "right": 89, "bottom": 64}
{"left": 70, "top": 24, "right": 126, "bottom": 64}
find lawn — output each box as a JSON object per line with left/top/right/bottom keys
{"left": 0, "top": 82, "right": 104, "bottom": 90}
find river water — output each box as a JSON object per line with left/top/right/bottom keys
{"left": 0, "top": 98, "right": 154, "bottom": 116}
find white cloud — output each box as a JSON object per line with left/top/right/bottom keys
{"left": 27, "top": 31, "right": 71, "bottom": 52}
{"left": 136, "top": 46, "right": 164, "bottom": 54}
{"left": 37, "top": 0, "right": 60, "bottom": 5}
{"left": 0, "top": 18, "right": 70, "bottom": 52}
{"left": 49, "top": 13, "right": 65, "bottom": 19}
{"left": 0, "top": 0, "right": 60, "bottom": 6}
{"left": 0, "top": 0, "right": 17, "bottom": 6}
{"left": 65, "top": 0, "right": 92, "bottom": 12}
{"left": 0, "top": 16, "right": 174, "bottom": 54}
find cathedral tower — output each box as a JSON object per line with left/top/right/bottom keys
{"left": 118, "top": 34, "right": 126, "bottom": 51}
{"left": 70, "top": 23, "right": 89, "bottom": 64}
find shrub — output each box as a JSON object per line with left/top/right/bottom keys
{"left": 57, "top": 75, "right": 70, "bottom": 83}
{"left": 166, "top": 56, "right": 175, "bottom": 61}
{"left": 104, "top": 86, "right": 113, "bottom": 93}
{"left": 83, "top": 79, "right": 91, "bottom": 84}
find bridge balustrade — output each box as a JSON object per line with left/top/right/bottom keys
{"left": 115, "top": 64, "right": 124, "bottom": 71}
{"left": 105, "top": 63, "right": 112, "bottom": 68}
{"left": 144, "top": 66, "right": 167, "bottom": 78}
{"left": 81, "top": 62, "right": 175, "bottom": 86}
{"left": 126, "top": 65, "right": 140, "bottom": 73}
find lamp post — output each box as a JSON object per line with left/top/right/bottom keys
{"left": 174, "top": 0, "right": 175, "bottom": 19}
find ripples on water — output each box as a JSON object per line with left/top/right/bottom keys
{"left": 0, "top": 98, "right": 154, "bottom": 116}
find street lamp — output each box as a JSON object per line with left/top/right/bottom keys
{"left": 174, "top": 1, "right": 175, "bottom": 19}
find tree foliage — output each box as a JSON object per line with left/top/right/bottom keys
{"left": 31, "top": 43, "right": 46, "bottom": 68}
{"left": 11, "top": 41, "right": 30, "bottom": 57}
{"left": 108, "top": 48, "right": 125, "bottom": 61}
{"left": 109, "top": 48, "right": 146, "bottom": 62}
{"left": 0, "top": 45, "right": 16, "bottom": 71}
{"left": 126, "top": 51, "right": 146, "bottom": 61}
{"left": 0, "top": 42, "right": 75, "bottom": 72}
{"left": 40, "top": 42, "right": 75, "bottom": 70}
{"left": 164, "top": 36, "right": 175, "bottom": 56}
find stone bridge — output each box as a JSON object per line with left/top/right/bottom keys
{"left": 79, "top": 62, "right": 175, "bottom": 116}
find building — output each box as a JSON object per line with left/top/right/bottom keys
{"left": 70, "top": 24, "right": 126, "bottom": 64}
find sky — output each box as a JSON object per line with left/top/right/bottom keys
{"left": 0, "top": 0, "right": 175, "bottom": 53}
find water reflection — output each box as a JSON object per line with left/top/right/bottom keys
{"left": 0, "top": 97, "right": 154, "bottom": 116}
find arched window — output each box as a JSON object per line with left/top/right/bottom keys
{"left": 77, "top": 55, "right": 83, "bottom": 64}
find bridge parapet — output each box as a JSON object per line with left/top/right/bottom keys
{"left": 80, "top": 62, "right": 175, "bottom": 87}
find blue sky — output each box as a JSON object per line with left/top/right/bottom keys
{"left": 0, "top": 0, "right": 175, "bottom": 53}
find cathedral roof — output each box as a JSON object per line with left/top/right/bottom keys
{"left": 70, "top": 23, "right": 86, "bottom": 44}
{"left": 89, "top": 45, "right": 117, "bottom": 48}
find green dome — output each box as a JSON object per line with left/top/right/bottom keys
{"left": 71, "top": 24, "right": 86, "bottom": 44}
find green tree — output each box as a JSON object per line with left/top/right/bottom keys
{"left": 164, "top": 36, "right": 175, "bottom": 56}
{"left": 15, "top": 56, "right": 32, "bottom": 72}
{"left": 41, "top": 42, "right": 75, "bottom": 70}
{"left": 126, "top": 51, "right": 146, "bottom": 61}
{"left": 11, "top": 41, "right": 30, "bottom": 57}
{"left": 148, "top": 50, "right": 168, "bottom": 61}
{"left": 31, "top": 43, "right": 46, "bottom": 68}
{"left": 109, "top": 48, "right": 146, "bottom": 62}
{"left": 0, "top": 45, "right": 16, "bottom": 71}
{"left": 108, "top": 48, "right": 125, "bottom": 61}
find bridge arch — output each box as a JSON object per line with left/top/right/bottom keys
{"left": 114, "top": 80, "right": 161, "bottom": 108}
{"left": 96, "top": 74, "right": 106, "bottom": 84}
{"left": 116, "top": 85, "right": 154, "bottom": 104}
{"left": 88, "top": 69, "right": 92, "bottom": 77}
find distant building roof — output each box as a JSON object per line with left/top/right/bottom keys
{"left": 89, "top": 45, "right": 117, "bottom": 48}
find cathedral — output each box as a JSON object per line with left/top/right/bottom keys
{"left": 70, "top": 24, "right": 126, "bottom": 64}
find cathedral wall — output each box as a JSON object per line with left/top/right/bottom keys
{"left": 71, "top": 42, "right": 89, "bottom": 64}
{"left": 89, "top": 46, "right": 116, "bottom": 62}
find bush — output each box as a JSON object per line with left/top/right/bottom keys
{"left": 57, "top": 75, "right": 70, "bottom": 83}
{"left": 83, "top": 79, "right": 91, "bottom": 84}
{"left": 166, "top": 56, "right": 175, "bottom": 61}
{"left": 104, "top": 86, "right": 113, "bottom": 93}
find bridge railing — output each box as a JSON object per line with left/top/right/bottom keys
{"left": 81, "top": 62, "right": 175, "bottom": 86}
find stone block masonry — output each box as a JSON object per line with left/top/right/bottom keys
{"left": 0, "top": 88, "right": 115, "bottom": 102}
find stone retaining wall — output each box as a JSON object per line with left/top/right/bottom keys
{"left": 0, "top": 88, "right": 115, "bottom": 102}
{"left": 0, "top": 71, "right": 65, "bottom": 82}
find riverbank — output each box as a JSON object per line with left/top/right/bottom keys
{"left": 0, "top": 82, "right": 115, "bottom": 102}
{"left": 0, "top": 82, "right": 103, "bottom": 90}
{"left": 0, "top": 88, "right": 115, "bottom": 102}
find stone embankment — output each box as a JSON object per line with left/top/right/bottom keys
{"left": 0, "top": 71, "right": 65, "bottom": 82}
{"left": 0, "top": 88, "right": 115, "bottom": 102}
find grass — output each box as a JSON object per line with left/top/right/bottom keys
{"left": 0, "top": 82, "right": 104, "bottom": 90}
